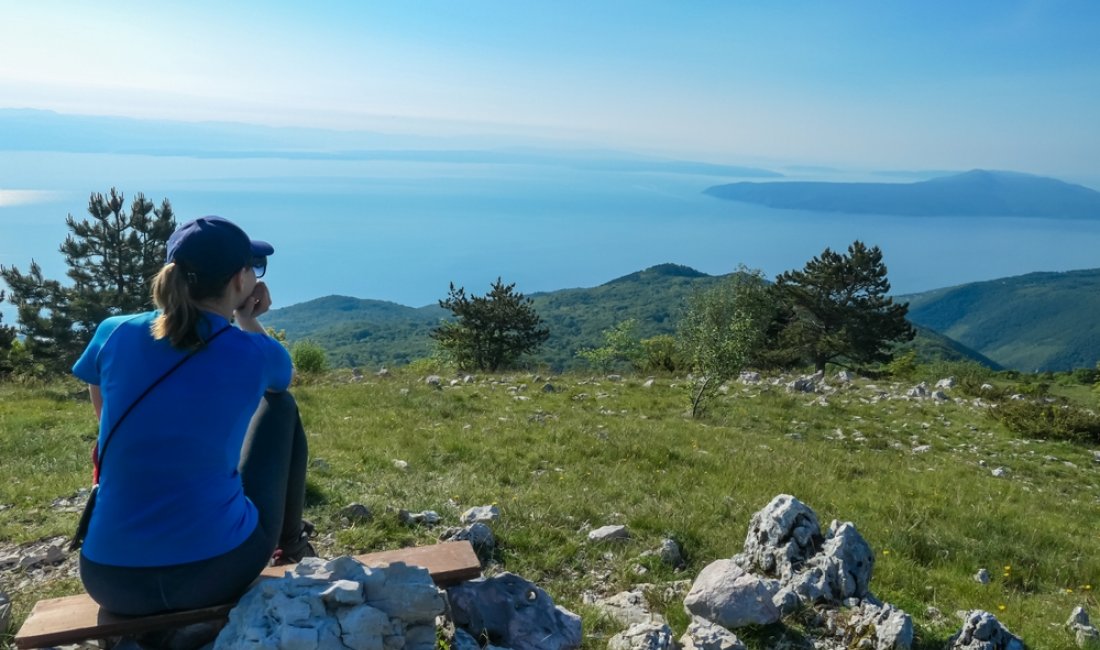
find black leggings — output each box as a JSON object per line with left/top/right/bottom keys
{"left": 80, "top": 391, "right": 309, "bottom": 615}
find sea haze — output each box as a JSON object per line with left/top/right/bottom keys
{"left": 2, "top": 150, "right": 1100, "bottom": 319}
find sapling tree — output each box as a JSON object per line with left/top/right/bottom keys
{"left": 678, "top": 267, "right": 775, "bottom": 417}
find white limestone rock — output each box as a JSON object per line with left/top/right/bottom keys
{"left": 214, "top": 557, "right": 443, "bottom": 650}
{"left": 736, "top": 494, "right": 823, "bottom": 581}
{"left": 679, "top": 617, "right": 747, "bottom": 650}
{"left": 594, "top": 589, "right": 665, "bottom": 627}
{"left": 946, "top": 610, "right": 1025, "bottom": 650}
{"left": 683, "top": 559, "right": 781, "bottom": 628}
{"left": 461, "top": 504, "right": 501, "bottom": 524}
{"left": 844, "top": 602, "right": 914, "bottom": 650}
{"left": 607, "top": 621, "right": 675, "bottom": 650}
{"left": 589, "top": 524, "right": 630, "bottom": 542}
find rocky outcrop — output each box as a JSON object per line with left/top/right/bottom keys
{"left": 683, "top": 559, "right": 781, "bottom": 628}
{"left": 607, "top": 621, "right": 675, "bottom": 650}
{"left": 683, "top": 495, "right": 913, "bottom": 650}
{"left": 446, "top": 572, "right": 582, "bottom": 650}
{"left": 947, "top": 610, "right": 1025, "bottom": 650}
{"left": 214, "top": 557, "right": 444, "bottom": 650}
{"left": 679, "top": 618, "right": 746, "bottom": 650}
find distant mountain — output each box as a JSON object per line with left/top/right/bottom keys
{"left": 704, "top": 170, "right": 1100, "bottom": 218}
{"left": 903, "top": 268, "right": 1100, "bottom": 371}
{"left": 0, "top": 108, "right": 780, "bottom": 178}
{"left": 265, "top": 263, "right": 995, "bottom": 371}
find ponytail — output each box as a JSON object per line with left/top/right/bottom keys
{"left": 151, "top": 263, "right": 207, "bottom": 349}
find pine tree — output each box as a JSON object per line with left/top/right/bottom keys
{"left": 431, "top": 278, "right": 550, "bottom": 371}
{"left": 0, "top": 189, "right": 176, "bottom": 375}
{"left": 61, "top": 189, "right": 176, "bottom": 338}
{"left": 774, "top": 241, "right": 914, "bottom": 372}
{"left": 0, "top": 261, "right": 76, "bottom": 375}
{"left": 0, "top": 290, "right": 16, "bottom": 376}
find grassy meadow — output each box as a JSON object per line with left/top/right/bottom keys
{"left": 1, "top": 367, "right": 1099, "bottom": 649}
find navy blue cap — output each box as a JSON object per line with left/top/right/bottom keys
{"left": 166, "top": 216, "right": 274, "bottom": 284}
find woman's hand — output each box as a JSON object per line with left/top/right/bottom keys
{"left": 235, "top": 282, "right": 272, "bottom": 332}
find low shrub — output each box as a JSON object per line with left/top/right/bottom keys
{"left": 291, "top": 340, "right": 329, "bottom": 374}
{"left": 991, "top": 398, "right": 1100, "bottom": 443}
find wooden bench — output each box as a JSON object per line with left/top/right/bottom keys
{"left": 14, "top": 541, "right": 481, "bottom": 649}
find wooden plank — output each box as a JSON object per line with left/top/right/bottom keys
{"left": 15, "top": 541, "right": 480, "bottom": 649}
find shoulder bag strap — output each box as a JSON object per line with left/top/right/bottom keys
{"left": 94, "top": 324, "right": 232, "bottom": 482}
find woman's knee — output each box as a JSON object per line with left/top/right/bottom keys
{"left": 259, "top": 389, "right": 298, "bottom": 416}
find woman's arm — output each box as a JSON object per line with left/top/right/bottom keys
{"left": 88, "top": 384, "right": 103, "bottom": 421}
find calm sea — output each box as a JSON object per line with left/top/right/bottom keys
{"left": 2, "top": 151, "right": 1099, "bottom": 320}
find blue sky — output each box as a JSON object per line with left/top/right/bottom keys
{"left": 2, "top": 1, "right": 1099, "bottom": 174}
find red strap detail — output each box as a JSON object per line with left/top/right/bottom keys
{"left": 91, "top": 443, "right": 100, "bottom": 484}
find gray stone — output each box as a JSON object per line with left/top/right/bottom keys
{"left": 643, "top": 379, "right": 656, "bottom": 389}
{"left": 425, "top": 375, "right": 442, "bottom": 388}
{"left": 991, "top": 467, "right": 1009, "bottom": 478}
{"left": 447, "top": 572, "right": 582, "bottom": 650}
{"left": 737, "top": 494, "right": 823, "bottom": 581}
{"left": 836, "top": 370, "right": 856, "bottom": 383}
{"left": 398, "top": 509, "right": 441, "bottom": 526}
{"left": 0, "top": 589, "right": 10, "bottom": 638}
{"left": 679, "top": 617, "right": 746, "bottom": 650}
{"left": 683, "top": 559, "right": 781, "bottom": 628}
{"left": 658, "top": 537, "right": 683, "bottom": 568}
{"left": 739, "top": 371, "right": 761, "bottom": 384}
{"left": 946, "top": 610, "right": 1025, "bottom": 650}
{"left": 844, "top": 602, "right": 914, "bottom": 650}
{"left": 589, "top": 524, "right": 630, "bottom": 542}
{"left": 215, "top": 557, "right": 443, "bottom": 650}
{"left": 542, "top": 382, "right": 556, "bottom": 393}
{"left": 607, "top": 374, "right": 623, "bottom": 382}
{"left": 440, "top": 522, "right": 496, "bottom": 561}
{"left": 461, "top": 504, "right": 501, "bottom": 524}
{"left": 797, "top": 520, "right": 874, "bottom": 602}
{"left": 974, "top": 568, "right": 990, "bottom": 584}
{"left": 1069, "top": 605, "right": 1092, "bottom": 628}
{"left": 593, "top": 589, "right": 664, "bottom": 627}
{"left": 607, "top": 621, "right": 675, "bottom": 650}
{"left": 393, "top": 459, "right": 409, "bottom": 470}
{"left": 936, "top": 377, "right": 956, "bottom": 389}
{"left": 906, "top": 383, "right": 929, "bottom": 398}
{"left": 341, "top": 503, "right": 373, "bottom": 522}
{"left": 787, "top": 378, "right": 815, "bottom": 393}
{"left": 1077, "top": 626, "right": 1100, "bottom": 648}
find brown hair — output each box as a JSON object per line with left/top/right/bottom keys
{"left": 150, "top": 263, "right": 224, "bottom": 349}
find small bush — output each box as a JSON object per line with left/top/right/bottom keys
{"left": 885, "top": 350, "right": 919, "bottom": 380}
{"left": 291, "top": 340, "right": 328, "bottom": 374}
{"left": 992, "top": 398, "right": 1100, "bottom": 443}
{"left": 638, "top": 335, "right": 684, "bottom": 373}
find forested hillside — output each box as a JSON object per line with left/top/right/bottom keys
{"left": 903, "top": 268, "right": 1100, "bottom": 371}
{"left": 265, "top": 263, "right": 999, "bottom": 371}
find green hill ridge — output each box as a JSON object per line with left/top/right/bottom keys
{"left": 902, "top": 268, "right": 1100, "bottom": 371}
{"left": 266, "top": 263, "right": 1009, "bottom": 371}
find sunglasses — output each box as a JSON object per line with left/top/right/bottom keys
{"left": 251, "top": 256, "right": 268, "bottom": 278}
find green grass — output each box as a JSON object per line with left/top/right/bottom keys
{"left": 2, "top": 371, "right": 1099, "bottom": 649}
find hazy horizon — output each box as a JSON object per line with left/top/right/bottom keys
{"left": 2, "top": 2, "right": 1099, "bottom": 175}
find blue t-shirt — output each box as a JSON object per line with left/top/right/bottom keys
{"left": 72, "top": 311, "right": 293, "bottom": 567}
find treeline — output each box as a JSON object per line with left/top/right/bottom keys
{"left": 0, "top": 190, "right": 915, "bottom": 391}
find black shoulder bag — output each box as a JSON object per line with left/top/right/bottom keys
{"left": 69, "top": 325, "right": 231, "bottom": 552}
